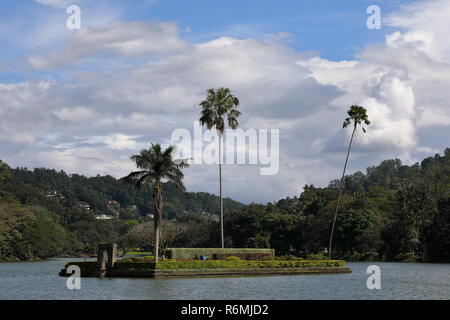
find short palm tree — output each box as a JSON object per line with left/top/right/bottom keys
{"left": 199, "top": 87, "right": 241, "bottom": 248}
{"left": 122, "top": 143, "right": 188, "bottom": 261}
{"left": 328, "top": 105, "right": 370, "bottom": 259}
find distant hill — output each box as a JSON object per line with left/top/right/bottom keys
{"left": 0, "top": 163, "right": 244, "bottom": 261}
{"left": 8, "top": 167, "right": 244, "bottom": 219}
{"left": 1, "top": 148, "right": 449, "bottom": 262}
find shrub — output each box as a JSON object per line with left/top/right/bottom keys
{"left": 64, "top": 259, "right": 346, "bottom": 273}
{"left": 225, "top": 256, "right": 241, "bottom": 261}
{"left": 165, "top": 248, "right": 275, "bottom": 260}
{"left": 155, "top": 259, "right": 345, "bottom": 270}
{"left": 214, "top": 252, "right": 273, "bottom": 260}
{"left": 395, "top": 253, "right": 421, "bottom": 262}
{"left": 342, "top": 252, "right": 363, "bottom": 261}
{"left": 126, "top": 251, "right": 153, "bottom": 257}
{"left": 305, "top": 253, "right": 327, "bottom": 260}
{"left": 140, "top": 256, "right": 155, "bottom": 262}
{"left": 276, "top": 254, "right": 303, "bottom": 261}
{"left": 360, "top": 252, "right": 381, "bottom": 262}
{"left": 120, "top": 256, "right": 154, "bottom": 263}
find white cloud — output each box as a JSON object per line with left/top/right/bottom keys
{"left": 2, "top": 1, "right": 450, "bottom": 203}
{"left": 385, "top": 0, "right": 450, "bottom": 64}
{"left": 28, "top": 21, "right": 189, "bottom": 69}
{"left": 417, "top": 107, "right": 450, "bottom": 127}
{"left": 34, "top": 0, "right": 77, "bottom": 8}
{"left": 95, "top": 134, "right": 142, "bottom": 150}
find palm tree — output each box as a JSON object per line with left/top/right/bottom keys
{"left": 328, "top": 105, "right": 370, "bottom": 259}
{"left": 122, "top": 143, "right": 189, "bottom": 261}
{"left": 199, "top": 87, "right": 241, "bottom": 248}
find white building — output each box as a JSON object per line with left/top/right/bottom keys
{"left": 95, "top": 214, "right": 114, "bottom": 220}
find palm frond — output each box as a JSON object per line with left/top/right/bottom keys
{"left": 123, "top": 143, "right": 188, "bottom": 192}
{"left": 344, "top": 105, "right": 370, "bottom": 132}
{"left": 198, "top": 87, "right": 241, "bottom": 133}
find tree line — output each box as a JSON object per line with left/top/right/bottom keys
{"left": 0, "top": 158, "right": 242, "bottom": 261}
{"left": 224, "top": 149, "right": 450, "bottom": 261}
{"left": 1, "top": 148, "right": 449, "bottom": 261}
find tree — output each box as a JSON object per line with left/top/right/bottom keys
{"left": 0, "top": 160, "right": 10, "bottom": 182}
{"left": 122, "top": 144, "right": 188, "bottom": 261}
{"left": 122, "top": 220, "right": 188, "bottom": 254}
{"left": 328, "top": 105, "right": 370, "bottom": 258}
{"left": 0, "top": 160, "right": 10, "bottom": 197}
{"left": 199, "top": 87, "right": 241, "bottom": 248}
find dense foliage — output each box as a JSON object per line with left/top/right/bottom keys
{"left": 1, "top": 148, "right": 450, "bottom": 262}
{"left": 0, "top": 164, "right": 243, "bottom": 261}
{"left": 152, "top": 259, "right": 345, "bottom": 269}
{"left": 164, "top": 248, "right": 274, "bottom": 260}
{"left": 223, "top": 148, "right": 450, "bottom": 262}
{"left": 66, "top": 259, "right": 345, "bottom": 271}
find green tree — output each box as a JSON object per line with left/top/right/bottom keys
{"left": 0, "top": 160, "right": 11, "bottom": 197}
{"left": 199, "top": 87, "right": 241, "bottom": 248}
{"left": 329, "top": 105, "right": 370, "bottom": 258}
{"left": 122, "top": 144, "right": 188, "bottom": 261}
{"left": 0, "top": 160, "right": 10, "bottom": 182}
{"left": 422, "top": 198, "right": 450, "bottom": 261}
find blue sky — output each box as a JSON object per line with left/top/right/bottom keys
{"left": 0, "top": 0, "right": 449, "bottom": 203}
{"left": 0, "top": 0, "right": 414, "bottom": 66}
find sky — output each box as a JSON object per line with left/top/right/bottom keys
{"left": 0, "top": 0, "right": 449, "bottom": 204}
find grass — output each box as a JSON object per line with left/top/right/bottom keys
{"left": 154, "top": 259, "right": 345, "bottom": 270}
{"left": 65, "top": 259, "right": 346, "bottom": 272}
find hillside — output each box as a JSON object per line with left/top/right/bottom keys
{"left": 224, "top": 148, "right": 450, "bottom": 261}
{"left": 0, "top": 163, "right": 244, "bottom": 261}
{"left": 1, "top": 148, "right": 450, "bottom": 262}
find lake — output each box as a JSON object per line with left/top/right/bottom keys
{"left": 0, "top": 258, "right": 449, "bottom": 300}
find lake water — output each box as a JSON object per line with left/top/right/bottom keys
{"left": 0, "top": 258, "right": 449, "bottom": 300}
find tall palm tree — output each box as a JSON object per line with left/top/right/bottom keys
{"left": 122, "top": 143, "right": 188, "bottom": 261}
{"left": 328, "top": 105, "right": 370, "bottom": 259}
{"left": 199, "top": 87, "right": 241, "bottom": 248}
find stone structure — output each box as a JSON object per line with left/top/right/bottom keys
{"left": 96, "top": 243, "right": 117, "bottom": 277}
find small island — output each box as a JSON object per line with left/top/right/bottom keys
{"left": 59, "top": 245, "right": 351, "bottom": 279}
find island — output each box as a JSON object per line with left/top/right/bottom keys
{"left": 59, "top": 244, "right": 351, "bottom": 278}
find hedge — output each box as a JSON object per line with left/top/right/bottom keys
{"left": 214, "top": 253, "right": 272, "bottom": 260}
{"left": 154, "top": 260, "right": 345, "bottom": 270}
{"left": 165, "top": 248, "right": 275, "bottom": 260}
{"left": 63, "top": 260, "right": 346, "bottom": 275}
{"left": 121, "top": 256, "right": 155, "bottom": 263}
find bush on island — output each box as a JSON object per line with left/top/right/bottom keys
{"left": 154, "top": 259, "right": 345, "bottom": 270}
{"left": 395, "top": 253, "right": 421, "bottom": 262}
{"left": 305, "top": 253, "right": 327, "bottom": 260}
{"left": 225, "top": 256, "right": 241, "bottom": 261}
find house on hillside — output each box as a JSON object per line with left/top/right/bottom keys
{"left": 78, "top": 201, "right": 91, "bottom": 210}
{"left": 107, "top": 200, "right": 120, "bottom": 206}
{"left": 95, "top": 214, "right": 114, "bottom": 220}
{"left": 47, "top": 191, "right": 65, "bottom": 199}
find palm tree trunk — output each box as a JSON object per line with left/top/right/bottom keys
{"left": 328, "top": 124, "right": 357, "bottom": 259}
{"left": 219, "top": 134, "right": 224, "bottom": 248}
{"left": 153, "top": 183, "right": 162, "bottom": 262}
